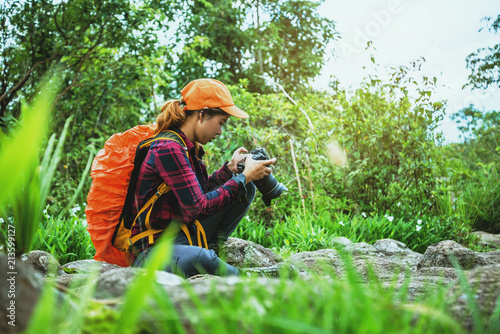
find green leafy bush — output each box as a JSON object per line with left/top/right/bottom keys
{"left": 234, "top": 207, "right": 476, "bottom": 255}
{"left": 205, "top": 64, "right": 447, "bottom": 225}
{"left": 440, "top": 106, "right": 500, "bottom": 232}
{"left": 31, "top": 210, "right": 94, "bottom": 265}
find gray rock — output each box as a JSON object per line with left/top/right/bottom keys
{"left": 331, "top": 236, "right": 352, "bottom": 249}
{"left": 166, "top": 275, "right": 283, "bottom": 306}
{"left": 477, "top": 251, "right": 500, "bottom": 265}
{"left": 222, "top": 237, "right": 282, "bottom": 268}
{"left": 94, "top": 267, "right": 184, "bottom": 299}
{"left": 95, "top": 267, "right": 139, "bottom": 299}
{"left": 286, "top": 249, "right": 342, "bottom": 276}
{"left": 447, "top": 264, "right": 500, "bottom": 332}
{"left": 1, "top": 254, "right": 45, "bottom": 333}
{"left": 472, "top": 231, "right": 500, "bottom": 249}
{"left": 414, "top": 267, "right": 459, "bottom": 281}
{"left": 344, "top": 242, "right": 376, "bottom": 257}
{"left": 371, "top": 239, "right": 423, "bottom": 270}
{"left": 187, "top": 274, "right": 222, "bottom": 283}
{"left": 417, "top": 240, "right": 492, "bottom": 270}
{"left": 382, "top": 275, "right": 457, "bottom": 302}
{"left": 62, "top": 259, "right": 122, "bottom": 275}
{"left": 352, "top": 257, "right": 410, "bottom": 282}
{"left": 156, "top": 271, "right": 185, "bottom": 286}
{"left": 373, "top": 239, "right": 413, "bottom": 256}
{"left": 53, "top": 273, "right": 93, "bottom": 289}
{"left": 21, "top": 250, "right": 64, "bottom": 277}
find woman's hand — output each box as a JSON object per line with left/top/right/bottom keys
{"left": 227, "top": 147, "right": 248, "bottom": 173}
{"left": 242, "top": 155, "right": 276, "bottom": 184}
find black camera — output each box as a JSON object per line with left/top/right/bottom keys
{"left": 237, "top": 148, "right": 288, "bottom": 206}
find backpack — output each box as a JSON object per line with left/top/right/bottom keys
{"left": 86, "top": 125, "right": 187, "bottom": 267}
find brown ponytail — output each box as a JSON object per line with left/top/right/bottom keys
{"left": 154, "top": 99, "right": 187, "bottom": 135}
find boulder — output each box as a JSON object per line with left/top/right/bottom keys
{"left": 21, "top": 250, "right": 64, "bottom": 277}
{"left": 62, "top": 259, "right": 122, "bottom": 275}
{"left": 94, "top": 267, "right": 138, "bottom": 299}
{"left": 0, "top": 254, "right": 45, "bottom": 334}
{"left": 331, "top": 236, "right": 352, "bottom": 249}
{"left": 417, "top": 240, "right": 493, "bottom": 270}
{"left": 351, "top": 257, "right": 409, "bottom": 282}
{"left": 373, "top": 239, "right": 413, "bottom": 256}
{"left": 286, "top": 249, "right": 342, "bottom": 276}
{"left": 414, "top": 267, "right": 459, "bottom": 281}
{"left": 54, "top": 273, "right": 92, "bottom": 289}
{"left": 447, "top": 264, "right": 500, "bottom": 332}
{"left": 343, "top": 242, "right": 376, "bottom": 257}
{"left": 94, "top": 267, "right": 184, "bottom": 299}
{"left": 472, "top": 231, "right": 500, "bottom": 249}
{"left": 222, "top": 237, "right": 282, "bottom": 268}
{"left": 477, "top": 251, "right": 500, "bottom": 265}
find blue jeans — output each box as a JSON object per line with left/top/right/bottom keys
{"left": 132, "top": 181, "right": 255, "bottom": 278}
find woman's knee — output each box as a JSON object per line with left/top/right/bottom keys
{"left": 175, "top": 247, "right": 219, "bottom": 277}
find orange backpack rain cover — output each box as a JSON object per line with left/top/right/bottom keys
{"left": 86, "top": 124, "right": 156, "bottom": 267}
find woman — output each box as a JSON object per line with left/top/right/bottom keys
{"left": 130, "top": 78, "right": 275, "bottom": 277}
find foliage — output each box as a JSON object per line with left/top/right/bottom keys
{"left": 234, "top": 202, "right": 476, "bottom": 255}
{"left": 171, "top": 0, "right": 338, "bottom": 94}
{"left": 443, "top": 105, "right": 500, "bottom": 232}
{"left": 25, "top": 245, "right": 500, "bottom": 334}
{"left": 0, "top": 76, "right": 72, "bottom": 255}
{"left": 31, "top": 210, "right": 94, "bottom": 265}
{"left": 451, "top": 105, "right": 499, "bottom": 165}
{"left": 1, "top": 0, "right": 177, "bottom": 209}
{"left": 465, "top": 14, "right": 500, "bottom": 90}
{"left": 459, "top": 164, "right": 499, "bottom": 233}
{"left": 1, "top": 0, "right": 337, "bottom": 210}
{"left": 205, "top": 61, "right": 447, "bottom": 224}
{"left": 334, "top": 65, "right": 446, "bottom": 217}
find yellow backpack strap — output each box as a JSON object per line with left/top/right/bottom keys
{"left": 179, "top": 221, "right": 208, "bottom": 249}
{"left": 194, "top": 220, "right": 208, "bottom": 249}
{"left": 180, "top": 224, "right": 193, "bottom": 246}
{"left": 128, "top": 130, "right": 192, "bottom": 248}
{"left": 144, "top": 130, "right": 190, "bottom": 158}
{"left": 128, "top": 182, "right": 170, "bottom": 245}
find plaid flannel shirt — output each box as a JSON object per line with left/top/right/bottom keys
{"left": 129, "top": 128, "right": 247, "bottom": 256}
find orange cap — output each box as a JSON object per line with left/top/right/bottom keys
{"left": 181, "top": 79, "right": 249, "bottom": 118}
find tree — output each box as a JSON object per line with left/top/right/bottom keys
{"left": 0, "top": 0, "right": 176, "bottom": 207}
{"left": 0, "top": 0, "right": 337, "bottom": 208}
{"left": 247, "top": 0, "right": 337, "bottom": 93}
{"left": 465, "top": 14, "right": 500, "bottom": 89}
{"left": 0, "top": 0, "right": 175, "bottom": 130}
{"left": 171, "top": 0, "right": 337, "bottom": 94}
{"left": 451, "top": 105, "right": 499, "bottom": 164}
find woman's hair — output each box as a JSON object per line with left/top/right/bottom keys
{"left": 155, "top": 99, "right": 229, "bottom": 135}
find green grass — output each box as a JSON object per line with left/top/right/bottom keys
{"left": 23, "top": 243, "right": 500, "bottom": 334}
{"left": 234, "top": 204, "right": 478, "bottom": 255}
{"left": 31, "top": 210, "right": 95, "bottom": 265}
{"left": 460, "top": 163, "right": 500, "bottom": 233}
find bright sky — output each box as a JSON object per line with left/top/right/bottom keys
{"left": 314, "top": 0, "right": 500, "bottom": 143}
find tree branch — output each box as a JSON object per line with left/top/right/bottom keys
{"left": 0, "top": 54, "right": 60, "bottom": 108}
{"left": 51, "top": 24, "right": 105, "bottom": 107}
{"left": 53, "top": 2, "right": 67, "bottom": 39}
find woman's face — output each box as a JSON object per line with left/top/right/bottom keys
{"left": 196, "top": 113, "right": 230, "bottom": 145}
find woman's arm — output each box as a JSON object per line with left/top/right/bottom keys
{"left": 151, "top": 141, "right": 246, "bottom": 220}
{"left": 206, "top": 147, "right": 248, "bottom": 186}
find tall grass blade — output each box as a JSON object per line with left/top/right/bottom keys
{"left": 112, "top": 224, "right": 177, "bottom": 334}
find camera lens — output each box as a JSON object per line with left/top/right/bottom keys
{"left": 250, "top": 148, "right": 288, "bottom": 206}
